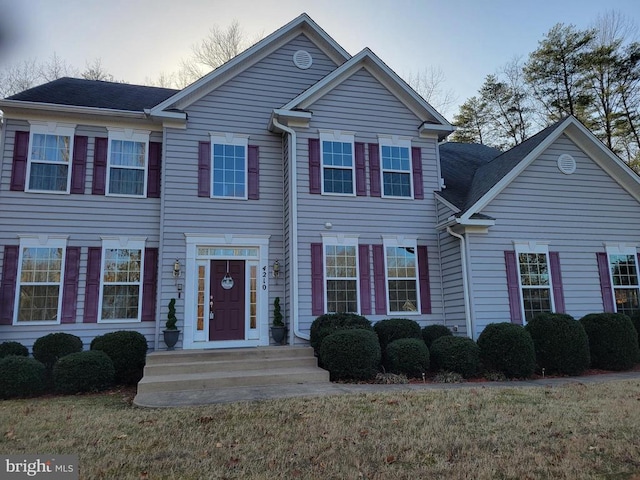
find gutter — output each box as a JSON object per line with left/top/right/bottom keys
{"left": 270, "top": 116, "right": 309, "bottom": 341}
{"left": 446, "top": 227, "right": 474, "bottom": 339}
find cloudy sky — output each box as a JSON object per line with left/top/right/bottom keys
{"left": 1, "top": 0, "right": 638, "bottom": 117}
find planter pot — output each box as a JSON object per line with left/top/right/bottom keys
{"left": 163, "top": 329, "right": 181, "bottom": 350}
{"left": 270, "top": 325, "right": 287, "bottom": 345}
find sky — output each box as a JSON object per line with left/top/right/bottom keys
{"left": 1, "top": 0, "right": 639, "bottom": 118}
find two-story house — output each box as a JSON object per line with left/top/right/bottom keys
{"left": 2, "top": 14, "right": 640, "bottom": 352}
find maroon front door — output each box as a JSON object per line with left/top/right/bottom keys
{"left": 209, "top": 260, "right": 246, "bottom": 341}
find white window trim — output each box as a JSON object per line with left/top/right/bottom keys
{"left": 209, "top": 132, "right": 250, "bottom": 200}
{"left": 106, "top": 128, "right": 150, "bottom": 198}
{"left": 26, "top": 121, "right": 76, "bottom": 194}
{"left": 378, "top": 135, "right": 413, "bottom": 199}
{"left": 14, "top": 235, "right": 68, "bottom": 325}
{"left": 514, "top": 241, "right": 554, "bottom": 323}
{"left": 605, "top": 243, "right": 640, "bottom": 313}
{"left": 319, "top": 130, "right": 356, "bottom": 197}
{"left": 321, "top": 233, "right": 360, "bottom": 314}
{"left": 98, "top": 236, "right": 146, "bottom": 323}
{"left": 382, "top": 235, "right": 420, "bottom": 315}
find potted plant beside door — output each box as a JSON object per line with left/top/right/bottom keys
{"left": 271, "top": 297, "right": 287, "bottom": 345}
{"left": 163, "top": 298, "right": 181, "bottom": 350}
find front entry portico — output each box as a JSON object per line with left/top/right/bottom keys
{"left": 182, "top": 234, "right": 271, "bottom": 349}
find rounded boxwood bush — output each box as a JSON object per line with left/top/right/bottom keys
{"left": 32, "top": 333, "right": 83, "bottom": 370}
{"left": 0, "top": 356, "right": 46, "bottom": 399}
{"left": 477, "top": 323, "right": 536, "bottom": 378}
{"left": 53, "top": 351, "right": 115, "bottom": 394}
{"left": 422, "top": 324, "right": 453, "bottom": 349}
{"left": 319, "top": 329, "right": 381, "bottom": 381}
{"left": 374, "top": 318, "right": 422, "bottom": 351}
{"left": 385, "top": 338, "right": 430, "bottom": 377}
{"left": 430, "top": 336, "right": 480, "bottom": 378}
{"left": 525, "top": 313, "right": 590, "bottom": 376}
{"left": 310, "top": 313, "right": 372, "bottom": 354}
{"left": 90, "top": 331, "right": 148, "bottom": 385}
{"left": 0, "top": 341, "right": 29, "bottom": 358}
{"left": 629, "top": 311, "right": 640, "bottom": 358}
{"left": 579, "top": 313, "right": 640, "bottom": 371}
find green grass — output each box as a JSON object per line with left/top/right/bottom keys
{"left": 1, "top": 382, "right": 640, "bottom": 479}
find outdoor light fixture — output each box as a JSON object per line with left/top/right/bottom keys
{"left": 272, "top": 260, "right": 280, "bottom": 279}
{"left": 173, "top": 259, "right": 181, "bottom": 278}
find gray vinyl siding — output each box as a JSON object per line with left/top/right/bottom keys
{"left": 293, "top": 68, "right": 444, "bottom": 334}
{"left": 468, "top": 134, "right": 640, "bottom": 336}
{"left": 438, "top": 231, "right": 466, "bottom": 335}
{"left": 159, "top": 34, "right": 340, "bottom": 333}
{"left": 0, "top": 119, "right": 161, "bottom": 350}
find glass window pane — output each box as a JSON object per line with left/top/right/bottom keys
{"left": 212, "top": 142, "right": 246, "bottom": 198}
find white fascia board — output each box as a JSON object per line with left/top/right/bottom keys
{"left": 150, "top": 14, "right": 351, "bottom": 116}
{"left": 434, "top": 192, "right": 461, "bottom": 214}
{"left": 0, "top": 100, "right": 149, "bottom": 121}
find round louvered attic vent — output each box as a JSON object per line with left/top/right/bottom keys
{"left": 557, "top": 154, "right": 576, "bottom": 175}
{"left": 293, "top": 50, "right": 313, "bottom": 70}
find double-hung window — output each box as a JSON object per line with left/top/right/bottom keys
{"left": 515, "top": 243, "right": 553, "bottom": 322}
{"left": 606, "top": 245, "right": 640, "bottom": 315}
{"left": 379, "top": 136, "right": 412, "bottom": 198}
{"left": 384, "top": 237, "right": 419, "bottom": 313}
{"left": 26, "top": 122, "right": 75, "bottom": 193}
{"left": 99, "top": 238, "right": 145, "bottom": 322}
{"left": 323, "top": 234, "right": 359, "bottom": 313}
{"left": 211, "top": 133, "right": 249, "bottom": 199}
{"left": 320, "top": 131, "right": 355, "bottom": 195}
{"left": 107, "top": 129, "right": 149, "bottom": 196}
{"left": 15, "top": 235, "right": 67, "bottom": 323}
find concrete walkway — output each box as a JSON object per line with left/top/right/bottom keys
{"left": 134, "top": 370, "right": 640, "bottom": 408}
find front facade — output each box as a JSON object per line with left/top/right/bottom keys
{"left": 1, "top": 15, "right": 640, "bottom": 351}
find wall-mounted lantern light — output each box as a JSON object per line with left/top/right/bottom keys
{"left": 173, "top": 259, "right": 181, "bottom": 278}
{"left": 272, "top": 260, "right": 280, "bottom": 279}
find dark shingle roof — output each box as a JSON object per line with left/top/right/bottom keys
{"left": 6, "top": 77, "right": 178, "bottom": 111}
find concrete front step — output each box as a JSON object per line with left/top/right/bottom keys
{"left": 135, "top": 346, "right": 330, "bottom": 403}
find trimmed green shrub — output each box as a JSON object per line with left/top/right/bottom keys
{"left": 477, "top": 323, "right": 536, "bottom": 378}
{"left": 422, "top": 324, "right": 453, "bottom": 349}
{"left": 430, "top": 336, "right": 480, "bottom": 378}
{"left": 374, "top": 318, "right": 422, "bottom": 351}
{"left": 0, "top": 341, "right": 29, "bottom": 358}
{"left": 385, "top": 338, "right": 430, "bottom": 377}
{"left": 629, "top": 311, "right": 640, "bottom": 358}
{"left": 0, "top": 356, "right": 46, "bottom": 399}
{"left": 53, "top": 351, "right": 115, "bottom": 394}
{"left": 579, "top": 313, "right": 640, "bottom": 371}
{"left": 310, "top": 313, "right": 372, "bottom": 354}
{"left": 525, "top": 313, "right": 590, "bottom": 375}
{"left": 32, "top": 333, "right": 83, "bottom": 370}
{"left": 90, "top": 331, "right": 148, "bottom": 385}
{"left": 319, "top": 329, "right": 381, "bottom": 381}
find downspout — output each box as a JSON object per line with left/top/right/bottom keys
{"left": 446, "top": 227, "right": 473, "bottom": 339}
{"left": 154, "top": 128, "right": 168, "bottom": 351}
{"left": 433, "top": 197, "right": 446, "bottom": 326}
{"left": 271, "top": 117, "right": 309, "bottom": 341}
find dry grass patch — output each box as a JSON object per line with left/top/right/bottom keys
{"left": 1, "top": 382, "right": 640, "bottom": 479}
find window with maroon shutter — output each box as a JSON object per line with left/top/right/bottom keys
{"left": 142, "top": 248, "right": 158, "bottom": 322}
{"left": 359, "top": 244, "right": 371, "bottom": 315}
{"left": 504, "top": 251, "right": 523, "bottom": 324}
{"left": 92, "top": 137, "right": 108, "bottom": 195}
{"left": 198, "top": 141, "right": 211, "bottom": 197}
{"left": 355, "top": 142, "right": 366, "bottom": 196}
{"left": 598, "top": 249, "right": 640, "bottom": 315}
{"left": 309, "top": 138, "right": 321, "bottom": 194}
{"left": 147, "top": 142, "right": 162, "bottom": 198}
{"left": 10, "top": 131, "right": 29, "bottom": 191}
{"left": 549, "top": 252, "right": 565, "bottom": 313}
{"left": 25, "top": 124, "right": 76, "bottom": 193}
{"left": 311, "top": 243, "right": 324, "bottom": 315}
{"left": 417, "top": 245, "right": 431, "bottom": 314}
{"left": 248, "top": 145, "right": 259, "bottom": 200}
{"left": 372, "top": 244, "right": 386, "bottom": 314}
{"left": 368, "top": 143, "right": 381, "bottom": 197}
{"left": 412, "top": 147, "right": 424, "bottom": 200}
{"left": 84, "top": 247, "right": 102, "bottom": 323}
{"left": 61, "top": 246, "right": 81, "bottom": 323}
{"left": 0, "top": 246, "right": 19, "bottom": 324}
{"left": 71, "top": 136, "right": 88, "bottom": 194}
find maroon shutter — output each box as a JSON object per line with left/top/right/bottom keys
{"left": 198, "top": 141, "right": 211, "bottom": 197}
{"left": 10, "top": 131, "right": 29, "bottom": 191}
{"left": 0, "top": 246, "right": 19, "bottom": 325}
{"left": 71, "top": 136, "right": 88, "bottom": 194}
{"left": 84, "top": 247, "right": 102, "bottom": 323}
{"left": 248, "top": 145, "right": 259, "bottom": 200}
{"left": 549, "top": 251, "right": 565, "bottom": 314}
{"left": 373, "top": 244, "right": 387, "bottom": 314}
{"left": 358, "top": 244, "right": 371, "bottom": 315}
{"left": 311, "top": 243, "right": 324, "bottom": 316}
{"left": 412, "top": 147, "right": 424, "bottom": 200}
{"left": 309, "top": 138, "right": 321, "bottom": 194}
{"left": 61, "top": 247, "right": 81, "bottom": 323}
{"left": 142, "top": 247, "right": 158, "bottom": 322}
{"left": 596, "top": 252, "right": 615, "bottom": 313}
{"left": 417, "top": 245, "right": 431, "bottom": 314}
{"left": 368, "top": 143, "right": 381, "bottom": 197}
{"left": 504, "top": 251, "right": 523, "bottom": 324}
{"left": 355, "top": 142, "right": 366, "bottom": 196}
{"left": 92, "top": 137, "right": 108, "bottom": 195}
{"left": 147, "top": 141, "right": 162, "bottom": 198}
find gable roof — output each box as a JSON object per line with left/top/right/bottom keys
{"left": 4, "top": 77, "right": 177, "bottom": 111}
{"left": 272, "top": 48, "right": 454, "bottom": 139}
